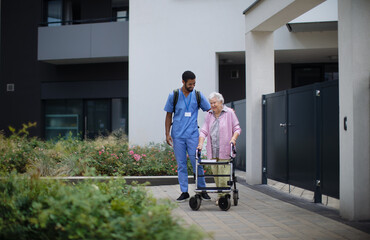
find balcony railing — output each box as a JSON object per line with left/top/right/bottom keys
{"left": 39, "top": 16, "right": 128, "bottom": 27}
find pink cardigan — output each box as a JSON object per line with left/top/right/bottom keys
{"left": 200, "top": 106, "right": 241, "bottom": 159}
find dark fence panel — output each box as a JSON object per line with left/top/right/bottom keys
{"left": 320, "top": 81, "right": 340, "bottom": 198}
{"left": 263, "top": 91, "right": 288, "bottom": 183}
{"left": 288, "top": 85, "right": 316, "bottom": 191}
{"left": 262, "top": 80, "right": 339, "bottom": 201}
{"left": 226, "top": 99, "right": 246, "bottom": 171}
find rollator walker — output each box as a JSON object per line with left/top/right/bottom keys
{"left": 189, "top": 143, "right": 238, "bottom": 211}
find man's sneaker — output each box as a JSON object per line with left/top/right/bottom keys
{"left": 176, "top": 192, "right": 190, "bottom": 202}
{"left": 201, "top": 192, "right": 211, "bottom": 201}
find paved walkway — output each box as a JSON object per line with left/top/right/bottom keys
{"left": 146, "top": 172, "right": 370, "bottom": 240}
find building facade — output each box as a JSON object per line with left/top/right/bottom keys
{"left": 1, "top": 0, "right": 129, "bottom": 140}
{"left": 1, "top": 0, "right": 369, "bottom": 220}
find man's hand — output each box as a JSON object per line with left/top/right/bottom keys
{"left": 166, "top": 135, "right": 173, "bottom": 147}
{"left": 165, "top": 112, "right": 173, "bottom": 146}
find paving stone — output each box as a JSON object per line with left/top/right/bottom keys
{"left": 144, "top": 173, "right": 370, "bottom": 240}
{"left": 253, "top": 221, "right": 278, "bottom": 227}
{"left": 241, "top": 233, "right": 276, "bottom": 239}
{"left": 272, "top": 232, "right": 298, "bottom": 239}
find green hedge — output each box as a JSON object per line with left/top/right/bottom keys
{"left": 0, "top": 127, "right": 209, "bottom": 177}
{"left": 0, "top": 173, "right": 206, "bottom": 240}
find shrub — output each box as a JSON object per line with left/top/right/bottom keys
{"left": 0, "top": 125, "right": 210, "bottom": 177}
{"left": 0, "top": 172, "right": 206, "bottom": 240}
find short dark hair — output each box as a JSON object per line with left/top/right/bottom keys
{"left": 182, "top": 71, "right": 196, "bottom": 83}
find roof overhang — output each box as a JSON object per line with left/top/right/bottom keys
{"left": 243, "top": 0, "right": 326, "bottom": 32}
{"left": 286, "top": 21, "right": 337, "bottom": 32}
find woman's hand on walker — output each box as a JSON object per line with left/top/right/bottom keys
{"left": 229, "top": 138, "right": 236, "bottom": 146}
{"left": 197, "top": 143, "right": 203, "bottom": 150}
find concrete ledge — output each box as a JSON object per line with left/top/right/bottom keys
{"left": 39, "top": 175, "right": 215, "bottom": 186}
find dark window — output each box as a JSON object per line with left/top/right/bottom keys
{"left": 44, "top": 0, "right": 81, "bottom": 25}
{"left": 292, "top": 63, "right": 338, "bottom": 88}
{"left": 112, "top": 0, "right": 129, "bottom": 21}
{"left": 44, "top": 98, "right": 128, "bottom": 140}
{"left": 46, "top": 0, "right": 63, "bottom": 26}
{"left": 45, "top": 99, "right": 83, "bottom": 139}
{"left": 43, "top": 0, "right": 129, "bottom": 25}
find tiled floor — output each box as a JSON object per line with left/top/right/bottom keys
{"left": 267, "top": 179, "right": 340, "bottom": 210}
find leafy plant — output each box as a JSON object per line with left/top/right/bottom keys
{"left": 0, "top": 172, "right": 206, "bottom": 240}
{"left": 8, "top": 122, "right": 37, "bottom": 137}
{"left": 0, "top": 124, "right": 210, "bottom": 177}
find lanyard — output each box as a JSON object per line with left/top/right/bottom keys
{"left": 181, "top": 91, "right": 192, "bottom": 112}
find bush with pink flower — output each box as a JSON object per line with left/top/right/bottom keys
{"left": 0, "top": 128, "right": 211, "bottom": 176}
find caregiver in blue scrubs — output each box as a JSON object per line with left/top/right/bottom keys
{"left": 164, "top": 70, "right": 211, "bottom": 202}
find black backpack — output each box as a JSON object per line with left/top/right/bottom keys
{"left": 173, "top": 89, "right": 201, "bottom": 113}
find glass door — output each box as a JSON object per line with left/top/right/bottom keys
{"left": 85, "top": 100, "right": 111, "bottom": 139}
{"left": 44, "top": 99, "right": 83, "bottom": 140}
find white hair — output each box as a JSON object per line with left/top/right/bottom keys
{"left": 208, "top": 92, "right": 224, "bottom": 104}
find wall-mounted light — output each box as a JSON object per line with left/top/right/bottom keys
{"left": 6, "top": 83, "right": 15, "bottom": 92}
{"left": 231, "top": 70, "right": 239, "bottom": 79}
{"left": 220, "top": 59, "right": 233, "bottom": 64}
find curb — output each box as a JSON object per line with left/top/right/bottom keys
{"left": 39, "top": 175, "right": 215, "bottom": 186}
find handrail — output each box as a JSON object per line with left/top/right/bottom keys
{"left": 39, "top": 16, "right": 128, "bottom": 26}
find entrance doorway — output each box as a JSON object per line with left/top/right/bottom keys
{"left": 84, "top": 100, "right": 111, "bottom": 139}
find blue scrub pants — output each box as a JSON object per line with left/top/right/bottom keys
{"left": 173, "top": 137, "right": 206, "bottom": 193}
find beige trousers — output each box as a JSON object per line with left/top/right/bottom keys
{"left": 211, "top": 159, "right": 230, "bottom": 197}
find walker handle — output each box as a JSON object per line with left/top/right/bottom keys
{"left": 230, "top": 143, "right": 237, "bottom": 157}
{"left": 196, "top": 149, "right": 202, "bottom": 160}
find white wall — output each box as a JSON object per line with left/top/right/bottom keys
{"left": 129, "top": 0, "right": 252, "bottom": 145}
{"left": 274, "top": 27, "right": 337, "bottom": 50}
{"left": 338, "top": 0, "right": 370, "bottom": 221}
{"left": 290, "top": 0, "right": 338, "bottom": 23}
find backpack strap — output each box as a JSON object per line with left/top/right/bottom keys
{"left": 173, "top": 89, "right": 201, "bottom": 113}
{"left": 173, "top": 89, "right": 179, "bottom": 113}
{"left": 195, "top": 90, "right": 201, "bottom": 109}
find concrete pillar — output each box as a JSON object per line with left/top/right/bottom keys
{"left": 338, "top": 0, "right": 370, "bottom": 220}
{"left": 245, "top": 31, "right": 275, "bottom": 184}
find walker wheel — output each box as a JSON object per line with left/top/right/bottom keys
{"left": 218, "top": 195, "right": 231, "bottom": 211}
{"left": 233, "top": 190, "right": 239, "bottom": 206}
{"left": 189, "top": 194, "right": 201, "bottom": 211}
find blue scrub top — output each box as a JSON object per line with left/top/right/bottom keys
{"left": 164, "top": 89, "right": 210, "bottom": 139}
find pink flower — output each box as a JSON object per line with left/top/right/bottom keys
{"left": 129, "top": 150, "right": 134, "bottom": 155}
{"left": 142, "top": 154, "right": 146, "bottom": 157}
{"left": 99, "top": 151, "right": 102, "bottom": 155}
{"left": 133, "top": 154, "right": 141, "bottom": 161}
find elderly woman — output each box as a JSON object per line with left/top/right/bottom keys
{"left": 197, "top": 92, "right": 241, "bottom": 203}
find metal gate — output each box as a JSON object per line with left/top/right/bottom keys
{"left": 262, "top": 80, "right": 339, "bottom": 202}
{"left": 226, "top": 99, "right": 246, "bottom": 171}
